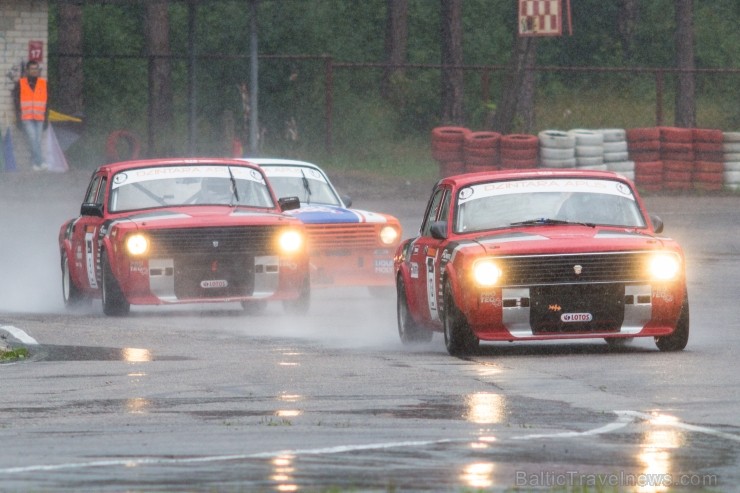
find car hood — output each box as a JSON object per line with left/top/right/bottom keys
{"left": 469, "top": 226, "right": 677, "bottom": 256}
{"left": 110, "top": 207, "right": 298, "bottom": 229}
{"left": 284, "top": 204, "right": 395, "bottom": 224}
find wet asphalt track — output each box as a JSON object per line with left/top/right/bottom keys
{"left": 0, "top": 170, "right": 739, "bottom": 491}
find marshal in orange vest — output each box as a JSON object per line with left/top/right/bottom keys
{"left": 19, "top": 77, "right": 48, "bottom": 121}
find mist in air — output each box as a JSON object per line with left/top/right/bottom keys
{"left": 0, "top": 170, "right": 407, "bottom": 351}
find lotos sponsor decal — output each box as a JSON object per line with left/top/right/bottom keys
{"left": 561, "top": 313, "right": 593, "bottom": 322}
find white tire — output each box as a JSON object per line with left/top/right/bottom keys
{"left": 540, "top": 157, "right": 577, "bottom": 168}
{"left": 569, "top": 129, "right": 604, "bottom": 146}
{"left": 722, "top": 142, "right": 740, "bottom": 153}
{"left": 538, "top": 130, "right": 576, "bottom": 148}
{"left": 576, "top": 145, "right": 604, "bottom": 157}
{"left": 577, "top": 164, "right": 608, "bottom": 171}
{"left": 723, "top": 161, "right": 740, "bottom": 172}
{"left": 723, "top": 132, "right": 740, "bottom": 143}
{"left": 603, "top": 140, "right": 628, "bottom": 153}
{"left": 604, "top": 151, "right": 630, "bottom": 162}
{"left": 576, "top": 157, "right": 605, "bottom": 167}
{"left": 540, "top": 146, "right": 575, "bottom": 160}
{"left": 607, "top": 160, "right": 635, "bottom": 172}
{"left": 723, "top": 153, "right": 740, "bottom": 163}
{"left": 724, "top": 171, "right": 740, "bottom": 183}
{"left": 599, "top": 128, "right": 626, "bottom": 142}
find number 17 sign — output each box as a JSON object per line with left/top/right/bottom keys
{"left": 28, "top": 40, "right": 43, "bottom": 62}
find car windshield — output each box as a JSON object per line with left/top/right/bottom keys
{"left": 262, "top": 165, "right": 342, "bottom": 206}
{"left": 108, "top": 165, "right": 275, "bottom": 212}
{"left": 455, "top": 178, "right": 646, "bottom": 233}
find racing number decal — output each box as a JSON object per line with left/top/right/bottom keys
{"left": 425, "top": 248, "right": 438, "bottom": 321}
{"left": 85, "top": 230, "right": 98, "bottom": 288}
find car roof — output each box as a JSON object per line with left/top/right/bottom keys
{"left": 97, "top": 158, "right": 263, "bottom": 174}
{"left": 439, "top": 168, "right": 633, "bottom": 188}
{"left": 242, "top": 158, "right": 321, "bottom": 170}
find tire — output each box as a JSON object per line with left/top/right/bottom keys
{"left": 569, "top": 129, "right": 604, "bottom": 146}
{"left": 538, "top": 130, "right": 576, "bottom": 148}
{"left": 655, "top": 289, "right": 689, "bottom": 352}
{"left": 283, "top": 276, "right": 310, "bottom": 315}
{"left": 396, "top": 277, "right": 433, "bottom": 344}
{"left": 101, "top": 251, "right": 130, "bottom": 316}
{"left": 241, "top": 299, "right": 267, "bottom": 315}
{"left": 442, "top": 282, "right": 479, "bottom": 356}
{"left": 62, "top": 252, "right": 89, "bottom": 308}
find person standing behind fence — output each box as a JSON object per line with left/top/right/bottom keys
{"left": 13, "top": 60, "right": 50, "bottom": 171}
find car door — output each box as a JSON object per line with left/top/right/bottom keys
{"left": 72, "top": 174, "right": 107, "bottom": 292}
{"left": 408, "top": 186, "right": 451, "bottom": 325}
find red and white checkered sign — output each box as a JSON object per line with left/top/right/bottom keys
{"left": 519, "top": 0, "right": 562, "bottom": 36}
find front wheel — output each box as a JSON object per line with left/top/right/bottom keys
{"left": 101, "top": 251, "right": 130, "bottom": 316}
{"left": 62, "top": 252, "right": 89, "bottom": 308}
{"left": 397, "top": 277, "right": 433, "bottom": 344}
{"left": 442, "top": 283, "right": 479, "bottom": 356}
{"left": 655, "top": 290, "right": 689, "bottom": 352}
{"left": 283, "top": 276, "right": 310, "bottom": 315}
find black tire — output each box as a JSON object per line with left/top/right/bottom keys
{"left": 62, "top": 252, "right": 89, "bottom": 308}
{"left": 283, "top": 276, "right": 310, "bottom": 315}
{"left": 241, "top": 299, "right": 267, "bottom": 315}
{"left": 442, "top": 282, "right": 479, "bottom": 356}
{"left": 396, "top": 277, "right": 433, "bottom": 344}
{"left": 655, "top": 290, "right": 689, "bottom": 352}
{"left": 101, "top": 251, "right": 130, "bottom": 316}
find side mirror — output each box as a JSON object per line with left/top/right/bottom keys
{"left": 429, "top": 221, "right": 448, "bottom": 240}
{"left": 278, "top": 196, "right": 301, "bottom": 212}
{"left": 80, "top": 203, "right": 104, "bottom": 217}
{"left": 340, "top": 195, "right": 352, "bottom": 208}
{"left": 650, "top": 214, "right": 664, "bottom": 234}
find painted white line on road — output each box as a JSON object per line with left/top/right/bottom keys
{"left": 512, "top": 413, "right": 636, "bottom": 440}
{"left": 0, "top": 439, "right": 455, "bottom": 475}
{"left": 617, "top": 410, "right": 740, "bottom": 442}
{"left": 0, "top": 325, "right": 38, "bottom": 345}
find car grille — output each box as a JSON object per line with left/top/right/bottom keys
{"left": 145, "top": 226, "right": 278, "bottom": 299}
{"left": 498, "top": 251, "right": 656, "bottom": 286}
{"left": 304, "top": 224, "right": 378, "bottom": 253}
{"left": 146, "top": 226, "right": 276, "bottom": 256}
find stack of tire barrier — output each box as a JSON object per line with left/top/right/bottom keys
{"left": 626, "top": 127, "right": 663, "bottom": 191}
{"left": 500, "top": 134, "right": 539, "bottom": 169}
{"left": 692, "top": 129, "right": 724, "bottom": 192}
{"left": 569, "top": 129, "right": 605, "bottom": 170}
{"left": 538, "top": 130, "right": 576, "bottom": 168}
{"left": 660, "top": 127, "right": 694, "bottom": 191}
{"left": 431, "top": 126, "right": 469, "bottom": 177}
{"left": 600, "top": 128, "right": 635, "bottom": 182}
{"left": 463, "top": 131, "right": 501, "bottom": 173}
{"left": 722, "top": 132, "right": 740, "bottom": 191}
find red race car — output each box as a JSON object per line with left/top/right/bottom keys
{"left": 395, "top": 169, "right": 689, "bottom": 356}
{"left": 59, "top": 158, "right": 310, "bottom": 316}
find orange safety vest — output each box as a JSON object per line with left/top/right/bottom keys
{"left": 19, "top": 77, "right": 48, "bottom": 121}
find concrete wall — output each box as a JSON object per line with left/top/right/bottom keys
{"left": 1, "top": 0, "right": 48, "bottom": 169}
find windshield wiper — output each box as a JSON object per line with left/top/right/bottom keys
{"left": 510, "top": 218, "right": 596, "bottom": 228}
{"left": 227, "top": 166, "right": 240, "bottom": 205}
{"left": 300, "top": 169, "right": 312, "bottom": 204}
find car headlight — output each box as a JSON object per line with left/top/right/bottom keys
{"left": 379, "top": 225, "right": 399, "bottom": 245}
{"left": 473, "top": 259, "right": 502, "bottom": 287}
{"left": 125, "top": 233, "right": 149, "bottom": 256}
{"left": 278, "top": 230, "right": 304, "bottom": 254}
{"left": 649, "top": 253, "right": 681, "bottom": 281}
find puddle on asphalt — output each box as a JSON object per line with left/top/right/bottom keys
{"left": 28, "top": 344, "right": 188, "bottom": 362}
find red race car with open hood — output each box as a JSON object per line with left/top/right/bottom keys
{"left": 395, "top": 169, "right": 689, "bottom": 356}
{"left": 59, "top": 158, "right": 310, "bottom": 316}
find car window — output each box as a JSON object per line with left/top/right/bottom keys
{"left": 455, "top": 178, "right": 646, "bottom": 232}
{"left": 421, "top": 188, "right": 445, "bottom": 237}
{"left": 83, "top": 175, "right": 103, "bottom": 204}
{"left": 263, "top": 166, "right": 342, "bottom": 206}
{"left": 108, "top": 165, "right": 275, "bottom": 212}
